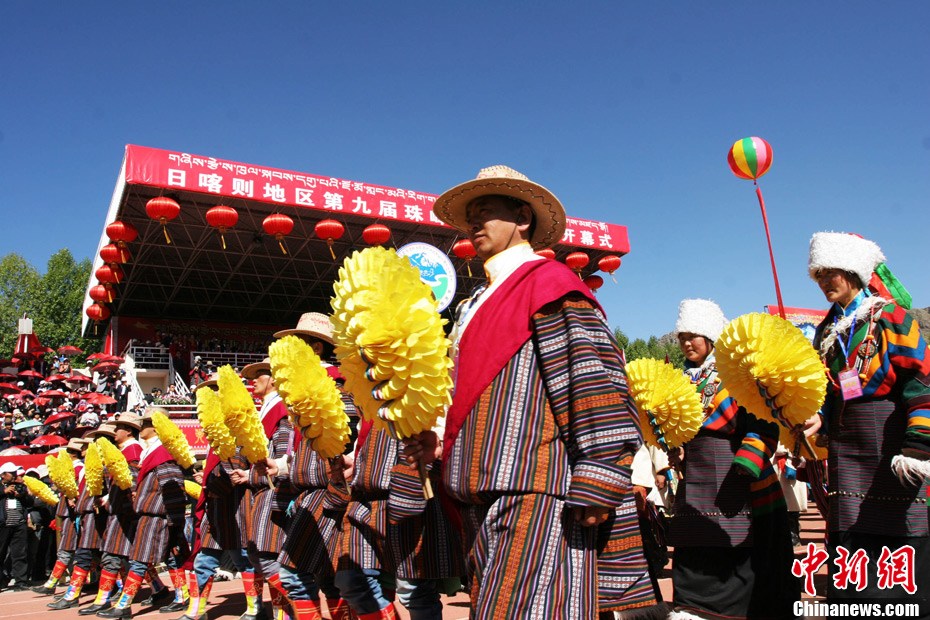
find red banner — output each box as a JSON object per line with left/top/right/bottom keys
{"left": 175, "top": 418, "right": 210, "bottom": 456}
{"left": 765, "top": 305, "right": 828, "bottom": 342}
{"left": 124, "top": 145, "right": 630, "bottom": 254}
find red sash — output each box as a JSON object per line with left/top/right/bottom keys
{"left": 261, "top": 396, "right": 289, "bottom": 439}
{"left": 137, "top": 445, "right": 174, "bottom": 486}
{"left": 120, "top": 442, "right": 143, "bottom": 464}
{"left": 442, "top": 259, "right": 600, "bottom": 457}
{"left": 75, "top": 463, "right": 86, "bottom": 494}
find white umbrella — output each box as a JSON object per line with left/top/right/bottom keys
{"left": 13, "top": 419, "right": 43, "bottom": 430}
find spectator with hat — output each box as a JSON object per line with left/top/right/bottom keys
{"left": 0, "top": 460, "right": 33, "bottom": 590}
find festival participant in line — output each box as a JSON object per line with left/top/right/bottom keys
{"left": 178, "top": 378, "right": 256, "bottom": 620}
{"left": 98, "top": 409, "right": 190, "bottom": 619}
{"left": 33, "top": 438, "right": 84, "bottom": 596}
{"left": 806, "top": 232, "right": 930, "bottom": 610}
{"left": 49, "top": 430, "right": 113, "bottom": 610}
{"left": 77, "top": 417, "right": 144, "bottom": 615}
{"left": 405, "top": 166, "right": 657, "bottom": 619}
{"left": 230, "top": 358, "right": 295, "bottom": 620}
{"left": 665, "top": 299, "right": 796, "bottom": 619}
{"left": 269, "top": 315, "right": 354, "bottom": 620}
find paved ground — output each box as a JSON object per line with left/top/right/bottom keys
{"left": 0, "top": 510, "right": 827, "bottom": 619}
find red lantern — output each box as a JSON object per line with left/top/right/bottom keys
{"left": 452, "top": 238, "right": 477, "bottom": 277}
{"left": 362, "top": 224, "right": 391, "bottom": 246}
{"left": 583, "top": 274, "right": 604, "bottom": 293}
{"left": 565, "top": 251, "right": 589, "bottom": 277}
{"left": 206, "top": 205, "right": 238, "bottom": 250}
{"left": 86, "top": 303, "right": 110, "bottom": 322}
{"left": 106, "top": 221, "right": 137, "bottom": 262}
{"left": 145, "top": 197, "right": 181, "bottom": 244}
{"left": 95, "top": 264, "right": 124, "bottom": 285}
{"left": 535, "top": 248, "right": 556, "bottom": 260}
{"left": 315, "top": 219, "right": 345, "bottom": 260}
{"left": 100, "top": 243, "right": 129, "bottom": 265}
{"left": 598, "top": 255, "right": 622, "bottom": 283}
{"left": 89, "top": 283, "right": 116, "bottom": 304}
{"left": 263, "top": 213, "right": 294, "bottom": 255}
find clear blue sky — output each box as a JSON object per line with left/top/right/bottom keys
{"left": 2, "top": 3, "right": 928, "bottom": 339}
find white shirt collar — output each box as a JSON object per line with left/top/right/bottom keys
{"left": 482, "top": 242, "right": 541, "bottom": 285}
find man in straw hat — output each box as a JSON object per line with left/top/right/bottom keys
{"left": 77, "top": 416, "right": 144, "bottom": 615}
{"left": 33, "top": 438, "right": 85, "bottom": 596}
{"left": 230, "top": 356, "right": 294, "bottom": 620}
{"left": 99, "top": 409, "right": 189, "bottom": 618}
{"left": 405, "top": 166, "right": 658, "bottom": 618}
{"left": 806, "top": 232, "right": 930, "bottom": 610}
{"left": 49, "top": 434, "right": 109, "bottom": 610}
{"left": 182, "top": 377, "right": 261, "bottom": 620}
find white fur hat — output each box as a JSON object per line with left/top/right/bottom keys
{"left": 808, "top": 232, "right": 885, "bottom": 287}
{"left": 675, "top": 299, "right": 728, "bottom": 343}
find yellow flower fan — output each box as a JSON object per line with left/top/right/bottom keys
{"left": 151, "top": 411, "right": 196, "bottom": 469}
{"left": 714, "top": 313, "right": 827, "bottom": 430}
{"left": 196, "top": 385, "right": 236, "bottom": 461}
{"left": 96, "top": 437, "right": 133, "bottom": 490}
{"left": 626, "top": 358, "right": 704, "bottom": 450}
{"left": 84, "top": 442, "right": 105, "bottom": 496}
{"left": 269, "top": 335, "right": 350, "bottom": 459}
{"left": 24, "top": 476, "right": 59, "bottom": 506}
{"left": 184, "top": 480, "right": 202, "bottom": 500}
{"left": 331, "top": 247, "right": 454, "bottom": 439}
{"left": 218, "top": 365, "right": 268, "bottom": 463}
{"left": 48, "top": 451, "right": 79, "bottom": 499}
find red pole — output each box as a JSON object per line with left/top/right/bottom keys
{"left": 755, "top": 182, "right": 786, "bottom": 319}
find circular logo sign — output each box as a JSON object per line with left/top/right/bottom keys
{"left": 396, "top": 242, "right": 457, "bottom": 312}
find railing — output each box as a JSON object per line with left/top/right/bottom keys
{"left": 189, "top": 351, "right": 266, "bottom": 370}
{"left": 129, "top": 345, "right": 171, "bottom": 370}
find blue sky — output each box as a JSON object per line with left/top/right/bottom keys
{"left": 2, "top": 3, "right": 927, "bottom": 339}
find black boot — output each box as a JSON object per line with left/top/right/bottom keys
{"left": 140, "top": 588, "right": 173, "bottom": 607}
{"left": 32, "top": 584, "right": 58, "bottom": 595}
{"left": 48, "top": 597, "right": 81, "bottom": 610}
{"left": 160, "top": 600, "right": 189, "bottom": 613}
{"left": 80, "top": 602, "right": 113, "bottom": 615}
{"left": 97, "top": 606, "right": 132, "bottom": 619}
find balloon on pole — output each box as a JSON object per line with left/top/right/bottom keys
{"left": 727, "top": 137, "right": 785, "bottom": 319}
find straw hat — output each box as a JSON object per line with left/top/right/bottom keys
{"left": 241, "top": 357, "right": 272, "bottom": 381}
{"left": 193, "top": 374, "right": 219, "bottom": 393}
{"left": 88, "top": 424, "right": 117, "bottom": 439}
{"left": 274, "top": 312, "right": 334, "bottom": 344}
{"left": 111, "top": 413, "right": 143, "bottom": 430}
{"left": 675, "top": 299, "right": 729, "bottom": 344}
{"left": 808, "top": 232, "right": 885, "bottom": 288}
{"left": 432, "top": 165, "right": 566, "bottom": 250}
{"left": 66, "top": 437, "right": 86, "bottom": 453}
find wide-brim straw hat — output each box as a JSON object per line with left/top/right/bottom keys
{"left": 274, "top": 312, "right": 334, "bottom": 344}
{"left": 241, "top": 358, "right": 272, "bottom": 381}
{"left": 432, "top": 165, "right": 566, "bottom": 250}
{"left": 66, "top": 437, "right": 86, "bottom": 453}
{"left": 193, "top": 374, "right": 220, "bottom": 393}
{"left": 111, "top": 413, "right": 143, "bottom": 431}
{"left": 88, "top": 424, "right": 117, "bottom": 439}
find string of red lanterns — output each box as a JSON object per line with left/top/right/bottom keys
{"left": 105, "top": 221, "right": 137, "bottom": 262}
{"left": 95, "top": 264, "right": 124, "bottom": 285}
{"left": 263, "top": 213, "right": 294, "bottom": 255}
{"left": 315, "top": 219, "right": 345, "bottom": 260}
{"left": 565, "top": 251, "right": 589, "bottom": 278}
{"left": 205, "top": 205, "right": 238, "bottom": 250}
{"left": 145, "top": 197, "right": 181, "bottom": 244}
{"left": 89, "top": 283, "right": 116, "bottom": 304}
{"left": 583, "top": 274, "right": 604, "bottom": 293}
{"left": 535, "top": 248, "right": 556, "bottom": 260}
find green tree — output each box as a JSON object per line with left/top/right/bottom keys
{"left": 0, "top": 249, "right": 99, "bottom": 359}
{"left": 613, "top": 327, "right": 685, "bottom": 369}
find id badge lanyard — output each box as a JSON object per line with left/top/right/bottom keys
{"left": 835, "top": 316, "right": 863, "bottom": 401}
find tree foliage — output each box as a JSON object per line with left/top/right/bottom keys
{"left": 0, "top": 249, "right": 100, "bottom": 359}
{"left": 614, "top": 327, "right": 685, "bottom": 369}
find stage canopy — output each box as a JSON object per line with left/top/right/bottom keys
{"left": 82, "top": 145, "right": 630, "bottom": 337}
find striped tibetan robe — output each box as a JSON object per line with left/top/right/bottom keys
{"left": 101, "top": 440, "right": 142, "bottom": 557}
{"left": 247, "top": 393, "right": 292, "bottom": 555}
{"left": 130, "top": 441, "right": 188, "bottom": 565}
{"left": 200, "top": 451, "right": 251, "bottom": 551}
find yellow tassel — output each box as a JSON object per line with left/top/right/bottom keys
{"left": 330, "top": 247, "right": 454, "bottom": 439}
{"left": 84, "top": 443, "right": 105, "bottom": 496}
{"left": 196, "top": 387, "right": 237, "bottom": 461}
{"left": 269, "top": 335, "right": 350, "bottom": 459}
{"left": 218, "top": 365, "right": 268, "bottom": 463}
{"left": 626, "top": 358, "right": 704, "bottom": 449}
{"left": 23, "top": 476, "right": 59, "bottom": 506}
{"left": 95, "top": 437, "right": 133, "bottom": 490}
{"left": 152, "top": 411, "right": 196, "bottom": 469}
{"left": 47, "top": 451, "right": 79, "bottom": 499}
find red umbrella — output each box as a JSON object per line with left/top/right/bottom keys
{"left": 101, "top": 355, "right": 125, "bottom": 364}
{"left": 41, "top": 389, "right": 68, "bottom": 398}
{"left": 66, "top": 375, "right": 94, "bottom": 384}
{"left": 86, "top": 393, "right": 117, "bottom": 405}
{"left": 0, "top": 373, "right": 17, "bottom": 380}
{"left": 34, "top": 397, "right": 51, "bottom": 407}
{"left": 46, "top": 374, "right": 69, "bottom": 382}
{"left": 18, "top": 369, "right": 43, "bottom": 379}
{"left": 31, "top": 434, "right": 68, "bottom": 447}
{"left": 58, "top": 345, "right": 84, "bottom": 356}
{"left": 17, "top": 389, "right": 35, "bottom": 398}
{"left": 0, "top": 383, "right": 19, "bottom": 393}
{"left": 43, "top": 411, "right": 76, "bottom": 425}
{"left": 86, "top": 353, "right": 108, "bottom": 361}
{"left": 93, "top": 362, "right": 119, "bottom": 373}
{"left": 31, "top": 345, "right": 54, "bottom": 354}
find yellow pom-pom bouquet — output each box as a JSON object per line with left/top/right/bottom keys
{"left": 184, "top": 480, "right": 202, "bottom": 500}
{"left": 24, "top": 476, "right": 59, "bottom": 506}
{"left": 626, "top": 358, "right": 704, "bottom": 450}
{"left": 47, "top": 451, "right": 79, "bottom": 500}
{"left": 84, "top": 442, "right": 105, "bottom": 496}
{"left": 331, "top": 247, "right": 454, "bottom": 440}
{"left": 269, "top": 335, "right": 350, "bottom": 459}
{"left": 218, "top": 365, "right": 268, "bottom": 464}
{"left": 151, "top": 411, "right": 196, "bottom": 469}
{"left": 196, "top": 386, "right": 236, "bottom": 461}
{"left": 714, "top": 313, "right": 828, "bottom": 458}
{"left": 96, "top": 437, "right": 133, "bottom": 490}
